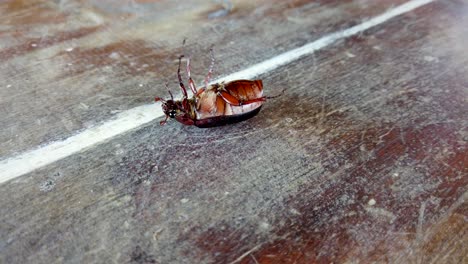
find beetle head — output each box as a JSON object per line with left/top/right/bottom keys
{"left": 161, "top": 99, "right": 179, "bottom": 118}
{"left": 155, "top": 96, "right": 194, "bottom": 125}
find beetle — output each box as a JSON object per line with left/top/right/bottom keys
{"left": 155, "top": 49, "right": 277, "bottom": 128}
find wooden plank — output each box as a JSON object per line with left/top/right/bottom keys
{"left": 0, "top": 0, "right": 409, "bottom": 157}
{"left": 1, "top": 0, "right": 466, "bottom": 263}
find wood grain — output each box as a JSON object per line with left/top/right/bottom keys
{"left": 1, "top": 0, "right": 467, "bottom": 263}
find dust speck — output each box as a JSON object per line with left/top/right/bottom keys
{"left": 259, "top": 221, "right": 270, "bottom": 231}
{"left": 424, "top": 55, "right": 438, "bottom": 62}
{"left": 79, "top": 102, "right": 89, "bottom": 110}
{"left": 368, "top": 198, "right": 376, "bottom": 206}
{"left": 115, "top": 148, "right": 124, "bottom": 155}
{"left": 289, "top": 208, "right": 301, "bottom": 215}
{"left": 109, "top": 52, "right": 121, "bottom": 60}
{"left": 39, "top": 179, "right": 55, "bottom": 192}
{"left": 346, "top": 51, "right": 356, "bottom": 58}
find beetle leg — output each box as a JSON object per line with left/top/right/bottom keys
{"left": 219, "top": 91, "right": 266, "bottom": 106}
{"left": 181, "top": 98, "right": 191, "bottom": 112}
{"left": 155, "top": 96, "right": 165, "bottom": 102}
{"left": 195, "top": 88, "right": 205, "bottom": 97}
{"left": 177, "top": 55, "right": 188, "bottom": 98}
{"left": 204, "top": 47, "right": 215, "bottom": 88}
{"left": 160, "top": 115, "right": 168, "bottom": 125}
{"left": 186, "top": 56, "right": 198, "bottom": 95}
{"left": 218, "top": 91, "right": 240, "bottom": 105}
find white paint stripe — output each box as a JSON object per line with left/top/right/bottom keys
{"left": 0, "top": 104, "right": 162, "bottom": 183}
{"left": 220, "top": 0, "right": 435, "bottom": 83}
{"left": 0, "top": 0, "right": 435, "bottom": 184}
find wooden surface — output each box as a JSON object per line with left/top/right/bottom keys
{"left": 1, "top": 0, "right": 467, "bottom": 263}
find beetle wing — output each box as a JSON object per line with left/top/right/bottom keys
{"left": 223, "top": 80, "right": 263, "bottom": 101}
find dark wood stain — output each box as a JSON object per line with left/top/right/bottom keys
{"left": 188, "top": 122, "right": 466, "bottom": 263}
{"left": 0, "top": 0, "right": 67, "bottom": 25}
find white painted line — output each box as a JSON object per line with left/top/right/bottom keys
{"left": 220, "top": 0, "right": 435, "bottom": 83}
{"left": 0, "top": 0, "right": 435, "bottom": 184}
{"left": 0, "top": 104, "right": 162, "bottom": 183}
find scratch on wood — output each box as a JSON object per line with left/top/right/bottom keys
{"left": 435, "top": 191, "right": 467, "bottom": 228}
{"left": 399, "top": 126, "right": 407, "bottom": 145}
{"left": 250, "top": 254, "right": 260, "bottom": 264}
{"left": 377, "top": 126, "right": 396, "bottom": 144}
{"left": 228, "top": 244, "right": 261, "bottom": 264}
{"left": 416, "top": 201, "right": 427, "bottom": 242}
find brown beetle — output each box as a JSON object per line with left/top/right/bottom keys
{"left": 155, "top": 49, "right": 275, "bottom": 128}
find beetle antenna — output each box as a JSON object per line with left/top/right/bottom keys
{"left": 265, "top": 89, "right": 285, "bottom": 99}
{"left": 168, "top": 90, "right": 174, "bottom": 101}
{"left": 177, "top": 55, "right": 189, "bottom": 98}
{"left": 164, "top": 82, "right": 174, "bottom": 100}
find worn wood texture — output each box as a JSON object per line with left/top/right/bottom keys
{"left": 1, "top": 0, "right": 467, "bottom": 263}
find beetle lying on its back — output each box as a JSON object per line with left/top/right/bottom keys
{"left": 155, "top": 49, "right": 273, "bottom": 128}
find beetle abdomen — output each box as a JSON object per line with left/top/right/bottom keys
{"left": 194, "top": 106, "right": 263, "bottom": 128}
{"left": 195, "top": 80, "right": 264, "bottom": 120}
